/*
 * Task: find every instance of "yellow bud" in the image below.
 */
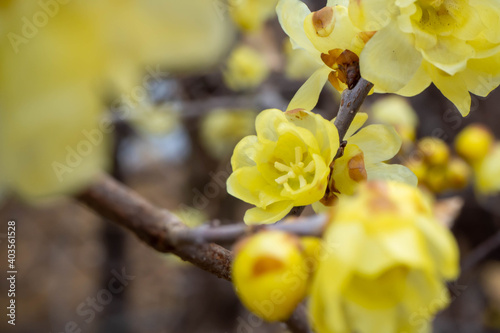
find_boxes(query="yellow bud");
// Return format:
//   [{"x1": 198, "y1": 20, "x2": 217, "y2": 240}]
[
  {"x1": 445, "y1": 158, "x2": 471, "y2": 190},
  {"x1": 405, "y1": 158, "x2": 427, "y2": 183},
  {"x1": 455, "y1": 124, "x2": 494, "y2": 162},
  {"x1": 417, "y1": 137, "x2": 450, "y2": 166},
  {"x1": 232, "y1": 231, "x2": 309, "y2": 321},
  {"x1": 424, "y1": 166, "x2": 448, "y2": 193}
]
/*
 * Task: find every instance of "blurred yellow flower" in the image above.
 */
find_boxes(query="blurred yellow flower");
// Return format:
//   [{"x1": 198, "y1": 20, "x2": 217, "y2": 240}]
[
  {"x1": 0, "y1": 0, "x2": 233, "y2": 201},
  {"x1": 223, "y1": 45, "x2": 270, "y2": 91},
  {"x1": 455, "y1": 124, "x2": 495, "y2": 163},
  {"x1": 318, "y1": 113, "x2": 417, "y2": 208},
  {"x1": 200, "y1": 108, "x2": 257, "y2": 160},
  {"x1": 232, "y1": 231, "x2": 309, "y2": 321},
  {"x1": 474, "y1": 144, "x2": 500, "y2": 195},
  {"x1": 310, "y1": 181, "x2": 459, "y2": 333},
  {"x1": 277, "y1": 0, "x2": 374, "y2": 110},
  {"x1": 229, "y1": 0, "x2": 279, "y2": 32},
  {"x1": 349, "y1": 0, "x2": 500, "y2": 116},
  {"x1": 284, "y1": 40, "x2": 322, "y2": 81},
  {"x1": 371, "y1": 96, "x2": 419, "y2": 144},
  {"x1": 227, "y1": 108, "x2": 339, "y2": 224}
]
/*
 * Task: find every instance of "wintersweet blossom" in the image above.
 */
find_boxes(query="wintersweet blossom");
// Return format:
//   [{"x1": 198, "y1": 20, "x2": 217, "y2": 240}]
[
  {"x1": 223, "y1": 45, "x2": 270, "y2": 91},
  {"x1": 310, "y1": 181, "x2": 459, "y2": 333},
  {"x1": 227, "y1": 108, "x2": 339, "y2": 224},
  {"x1": 0, "y1": 0, "x2": 232, "y2": 201},
  {"x1": 229, "y1": 0, "x2": 279, "y2": 32},
  {"x1": 277, "y1": 0, "x2": 374, "y2": 110},
  {"x1": 317, "y1": 113, "x2": 417, "y2": 208},
  {"x1": 349, "y1": 0, "x2": 500, "y2": 115}
]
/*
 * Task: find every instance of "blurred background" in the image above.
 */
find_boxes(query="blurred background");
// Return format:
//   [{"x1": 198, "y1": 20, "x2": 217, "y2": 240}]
[{"x1": 1, "y1": 0, "x2": 500, "y2": 332}]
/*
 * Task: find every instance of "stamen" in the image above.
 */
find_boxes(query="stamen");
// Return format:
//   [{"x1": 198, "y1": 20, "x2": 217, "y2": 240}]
[
  {"x1": 274, "y1": 161, "x2": 292, "y2": 173},
  {"x1": 299, "y1": 175, "x2": 307, "y2": 188},
  {"x1": 275, "y1": 175, "x2": 289, "y2": 184},
  {"x1": 295, "y1": 146, "x2": 302, "y2": 165}
]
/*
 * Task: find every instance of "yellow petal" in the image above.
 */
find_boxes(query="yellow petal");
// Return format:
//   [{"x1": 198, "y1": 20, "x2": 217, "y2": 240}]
[
  {"x1": 360, "y1": 23, "x2": 423, "y2": 92},
  {"x1": 463, "y1": 54, "x2": 500, "y2": 97},
  {"x1": 277, "y1": 0, "x2": 319, "y2": 55},
  {"x1": 244, "y1": 200, "x2": 295, "y2": 224},
  {"x1": 341, "y1": 112, "x2": 369, "y2": 139},
  {"x1": 287, "y1": 66, "x2": 331, "y2": 111},
  {"x1": 428, "y1": 67, "x2": 471, "y2": 116},
  {"x1": 420, "y1": 36, "x2": 474, "y2": 76},
  {"x1": 366, "y1": 163, "x2": 418, "y2": 187},
  {"x1": 395, "y1": 62, "x2": 432, "y2": 97},
  {"x1": 231, "y1": 135, "x2": 259, "y2": 170},
  {"x1": 255, "y1": 108, "x2": 288, "y2": 141},
  {"x1": 226, "y1": 166, "x2": 282, "y2": 208},
  {"x1": 416, "y1": 217, "x2": 460, "y2": 280},
  {"x1": 348, "y1": 124, "x2": 402, "y2": 163},
  {"x1": 286, "y1": 109, "x2": 340, "y2": 163}
]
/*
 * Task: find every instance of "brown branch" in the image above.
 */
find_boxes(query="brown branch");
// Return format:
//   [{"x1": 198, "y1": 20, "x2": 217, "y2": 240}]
[
  {"x1": 461, "y1": 229, "x2": 500, "y2": 272},
  {"x1": 77, "y1": 174, "x2": 313, "y2": 333},
  {"x1": 77, "y1": 174, "x2": 233, "y2": 280},
  {"x1": 334, "y1": 78, "x2": 374, "y2": 142},
  {"x1": 171, "y1": 214, "x2": 327, "y2": 246}
]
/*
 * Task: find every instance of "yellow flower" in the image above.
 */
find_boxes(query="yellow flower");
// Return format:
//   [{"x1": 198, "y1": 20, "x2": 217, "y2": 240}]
[
  {"x1": 318, "y1": 113, "x2": 417, "y2": 208},
  {"x1": 455, "y1": 124, "x2": 495, "y2": 163},
  {"x1": 232, "y1": 231, "x2": 309, "y2": 321},
  {"x1": 348, "y1": 0, "x2": 500, "y2": 115},
  {"x1": 0, "y1": 0, "x2": 233, "y2": 201},
  {"x1": 227, "y1": 108, "x2": 339, "y2": 224},
  {"x1": 223, "y1": 45, "x2": 270, "y2": 91},
  {"x1": 277, "y1": 0, "x2": 374, "y2": 110},
  {"x1": 200, "y1": 108, "x2": 257, "y2": 159},
  {"x1": 310, "y1": 181, "x2": 459, "y2": 333},
  {"x1": 284, "y1": 40, "x2": 323, "y2": 81},
  {"x1": 229, "y1": 0, "x2": 279, "y2": 32},
  {"x1": 474, "y1": 144, "x2": 500, "y2": 195},
  {"x1": 371, "y1": 96, "x2": 419, "y2": 144}
]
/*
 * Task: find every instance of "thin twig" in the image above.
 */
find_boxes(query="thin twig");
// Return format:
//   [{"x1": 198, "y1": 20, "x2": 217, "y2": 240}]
[
  {"x1": 171, "y1": 214, "x2": 327, "y2": 246},
  {"x1": 334, "y1": 78, "x2": 374, "y2": 141},
  {"x1": 461, "y1": 229, "x2": 500, "y2": 272}
]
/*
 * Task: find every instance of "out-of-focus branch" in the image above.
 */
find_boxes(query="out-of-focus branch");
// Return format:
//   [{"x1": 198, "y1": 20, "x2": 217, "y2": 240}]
[
  {"x1": 77, "y1": 174, "x2": 314, "y2": 333},
  {"x1": 334, "y1": 78, "x2": 374, "y2": 141},
  {"x1": 171, "y1": 214, "x2": 327, "y2": 246},
  {"x1": 77, "y1": 174, "x2": 233, "y2": 280}
]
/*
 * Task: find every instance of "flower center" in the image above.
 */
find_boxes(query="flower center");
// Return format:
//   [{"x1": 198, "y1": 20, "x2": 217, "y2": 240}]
[
  {"x1": 274, "y1": 146, "x2": 315, "y2": 190},
  {"x1": 414, "y1": 0, "x2": 464, "y2": 34}
]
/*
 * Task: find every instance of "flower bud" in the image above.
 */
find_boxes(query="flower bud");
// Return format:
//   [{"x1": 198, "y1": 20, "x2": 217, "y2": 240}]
[
  {"x1": 446, "y1": 158, "x2": 471, "y2": 190},
  {"x1": 417, "y1": 137, "x2": 450, "y2": 166},
  {"x1": 455, "y1": 124, "x2": 494, "y2": 162},
  {"x1": 232, "y1": 231, "x2": 309, "y2": 321}
]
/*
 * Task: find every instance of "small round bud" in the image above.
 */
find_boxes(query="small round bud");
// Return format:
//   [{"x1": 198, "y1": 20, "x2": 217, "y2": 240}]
[
  {"x1": 445, "y1": 158, "x2": 471, "y2": 190},
  {"x1": 424, "y1": 166, "x2": 448, "y2": 193},
  {"x1": 232, "y1": 231, "x2": 309, "y2": 321},
  {"x1": 405, "y1": 158, "x2": 427, "y2": 183},
  {"x1": 455, "y1": 124, "x2": 494, "y2": 162},
  {"x1": 417, "y1": 137, "x2": 450, "y2": 166}
]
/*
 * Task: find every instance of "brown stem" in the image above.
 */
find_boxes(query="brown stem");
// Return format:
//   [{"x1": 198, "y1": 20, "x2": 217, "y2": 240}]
[
  {"x1": 334, "y1": 78, "x2": 374, "y2": 142},
  {"x1": 77, "y1": 174, "x2": 313, "y2": 333}
]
